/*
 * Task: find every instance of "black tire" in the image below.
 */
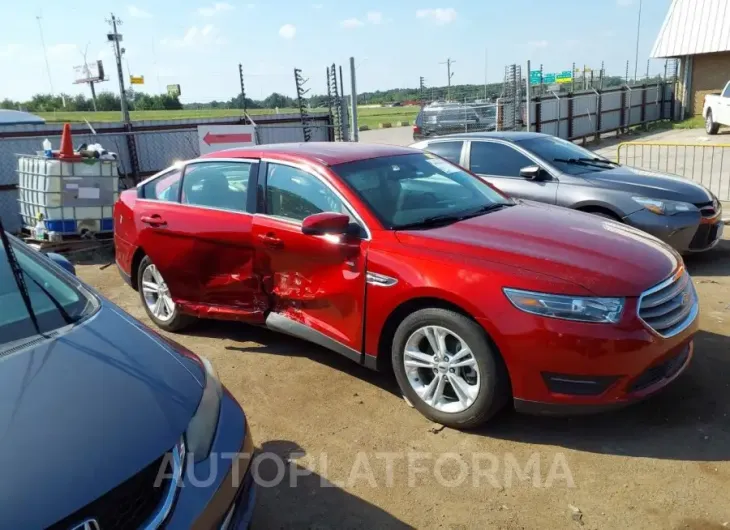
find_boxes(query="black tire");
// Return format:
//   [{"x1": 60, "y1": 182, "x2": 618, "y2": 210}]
[
  {"x1": 391, "y1": 308, "x2": 509, "y2": 429},
  {"x1": 137, "y1": 255, "x2": 195, "y2": 332},
  {"x1": 706, "y1": 110, "x2": 720, "y2": 135}
]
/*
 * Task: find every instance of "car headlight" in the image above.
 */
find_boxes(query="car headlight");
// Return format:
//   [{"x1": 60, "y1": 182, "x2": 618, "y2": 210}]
[
  {"x1": 632, "y1": 196, "x2": 696, "y2": 215},
  {"x1": 503, "y1": 288, "x2": 624, "y2": 323},
  {"x1": 186, "y1": 355, "x2": 222, "y2": 462}
]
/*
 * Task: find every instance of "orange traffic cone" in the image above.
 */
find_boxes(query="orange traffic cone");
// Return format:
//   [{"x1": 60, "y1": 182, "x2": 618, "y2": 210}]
[{"x1": 58, "y1": 123, "x2": 81, "y2": 160}]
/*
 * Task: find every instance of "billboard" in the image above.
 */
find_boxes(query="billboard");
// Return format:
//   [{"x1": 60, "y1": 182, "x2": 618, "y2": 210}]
[
  {"x1": 130, "y1": 75, "x2": 144, "y2": 85},
  {"x1": 167, "y1": 84, "x2": 181, "y2": 96},
  {"x1": 73, "y1": 60, "x2": 105, "y2": 84}
]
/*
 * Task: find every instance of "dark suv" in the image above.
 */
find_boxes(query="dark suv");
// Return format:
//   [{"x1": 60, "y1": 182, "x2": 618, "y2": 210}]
[{"x1": 413, "y1": 104, "x2": 486, "y2": 140}]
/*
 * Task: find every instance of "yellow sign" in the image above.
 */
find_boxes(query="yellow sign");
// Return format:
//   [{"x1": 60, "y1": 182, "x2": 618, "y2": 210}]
[{"x1": 130, "y1": 75, "x2": 144, "y2": 85}]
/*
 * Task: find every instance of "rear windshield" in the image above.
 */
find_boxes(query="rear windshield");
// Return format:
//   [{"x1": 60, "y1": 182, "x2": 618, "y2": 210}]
[
  {"x1": 424, "y1": 108, "x2": 477, "y2": 122},
  {"x1": 0, "y1": 238, "x2": 95, "y2": 346}
]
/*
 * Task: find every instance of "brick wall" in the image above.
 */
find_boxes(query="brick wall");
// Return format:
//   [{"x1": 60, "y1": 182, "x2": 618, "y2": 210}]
[{"x1": 691, "y1": 51, "x2": 730, "y2": 115}]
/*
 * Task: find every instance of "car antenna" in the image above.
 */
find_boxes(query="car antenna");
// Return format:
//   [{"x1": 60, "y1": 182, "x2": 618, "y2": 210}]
[{"x1": 0, "y1": 218, "x2": 42, "y2": 335}]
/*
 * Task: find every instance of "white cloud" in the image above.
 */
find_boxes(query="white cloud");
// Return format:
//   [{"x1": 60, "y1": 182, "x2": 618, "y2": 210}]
[
  {"x1": 617, "y1": 0, "x2": 633, "y2": 5},
  {"x1": 367, "y1": 11, "x2": 383, "y2": 24},
  {"x1": 528, "y1": 40, "x2": 549, "y2": 48},
  {"x1": 279, "y1": 24, "x2": 296, "y2": 39},
  {"x1": 416, "y1": 8, "x2": 457, "y2": 25},
  {"x1": 341, "y1": 18, "x2": 364, "y2": 28},
  {"x1": 198, "y1": 2, "x2": 234, "y2": 16},
  {"x1": 161, "y1": 25, "x2": 223, "y2": 48},
  {"x1": 127, "y1": 5, "x2": 152, "y2": 18}
]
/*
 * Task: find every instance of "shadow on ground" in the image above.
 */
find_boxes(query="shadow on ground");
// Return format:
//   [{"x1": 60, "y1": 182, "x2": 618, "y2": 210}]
[
  {"x1": 252, "y1": 440, "x2": 412, "y2": 530},
  {"x1": 185, "y1": 320, "x2": 402, "y2": 399},
  {"x1": 684, "y1": 238, "x2": 730, "y2": 276},
  {"x1": 479, "y1": 328, "x2": 730, "y2": 461}
]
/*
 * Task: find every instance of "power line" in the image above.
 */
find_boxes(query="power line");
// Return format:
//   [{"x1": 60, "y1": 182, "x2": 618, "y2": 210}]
[{"x1": 35, "y1": 14, "x2": 54, "y2": 95}]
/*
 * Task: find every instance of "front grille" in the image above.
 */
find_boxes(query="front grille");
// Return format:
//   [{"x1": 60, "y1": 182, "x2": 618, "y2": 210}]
[
  {"x1": 49, "y1": 453, "x2": 172, "y2": 530},
  {"x1": 628, "y1": 345, "x2": 691, "y2": 392},
  {"x1": 638, "y1": 271, "x2": 697, "y2": 337}
]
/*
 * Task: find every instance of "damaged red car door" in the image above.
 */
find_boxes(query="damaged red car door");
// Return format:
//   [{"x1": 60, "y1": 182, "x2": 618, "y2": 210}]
[
  {"x1": 253, "y1": 161, "x2": 368, "y2": 360},
  {"x1": 171, "y1": 159, "x2": 267, "y2": 321}
]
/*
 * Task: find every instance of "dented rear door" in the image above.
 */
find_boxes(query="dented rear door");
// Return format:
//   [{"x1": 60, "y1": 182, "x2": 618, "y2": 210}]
[{"x1": 175, "y1": 159, "x2": 267, "y2": 322}]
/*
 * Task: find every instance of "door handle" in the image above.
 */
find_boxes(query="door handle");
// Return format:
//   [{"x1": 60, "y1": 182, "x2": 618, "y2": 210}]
[
  {"x1": 140, "y1": 215, "x2": 167, "y2": 227},
  {"x1": 258, "y1": 233, "x2": 284, "y2": 248}
]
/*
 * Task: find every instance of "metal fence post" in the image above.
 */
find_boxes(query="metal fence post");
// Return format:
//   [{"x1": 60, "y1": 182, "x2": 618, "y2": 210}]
[
  {"x1": 525, "y1": 60, "x2": 532, "y2": 132},
  {"x1": 349, "y1": 57, "x2": 358, "y2": 141},
  {"x1": 641, "y1": 83, "x2": 647, "y2": 127},
  {"x1": 567, "y1": 92, "x2": 574, "y2": 139}
]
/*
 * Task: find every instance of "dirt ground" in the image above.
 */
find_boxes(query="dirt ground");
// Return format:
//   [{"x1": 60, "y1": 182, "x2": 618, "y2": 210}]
[{"x1": 77, "y1": 237, "x2": 730, "y2": 530}]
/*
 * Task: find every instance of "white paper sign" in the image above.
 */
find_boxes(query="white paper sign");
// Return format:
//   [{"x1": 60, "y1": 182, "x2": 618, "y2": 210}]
[{"x1": 78, "y1": 187, "x2": 100, "y2": 199}]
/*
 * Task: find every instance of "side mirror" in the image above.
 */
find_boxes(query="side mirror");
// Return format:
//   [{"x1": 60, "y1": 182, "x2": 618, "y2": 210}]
[
  {"x1": 519, "y1": 165, "x2": 544, "y2": 180},
  {"x1": 302, "y1": 212, "x2": 354, "y2": 236},
  {"x1": 46, "y1": 252, "x2": 76, "y2": 275}
]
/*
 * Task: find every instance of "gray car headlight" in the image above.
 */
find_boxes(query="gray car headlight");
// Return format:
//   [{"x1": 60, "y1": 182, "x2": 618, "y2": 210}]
[
  {"x1": 504, "y1": 288, "x2": 624, "y2": 323},
  {"x1": 632, "y1": 196, "x2": 696, "y2": 216},
  {"x1": 186, "y1": 355, "x2": 222, "y2": 463}
]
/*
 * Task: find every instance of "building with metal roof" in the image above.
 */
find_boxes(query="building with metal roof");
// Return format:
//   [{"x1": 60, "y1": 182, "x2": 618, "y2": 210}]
[
  {"x1": 0, "y1": 110, "x2": 45, "y2": 125},
  {"x1": 652, "y1": 0, "x2": 730, "y2": 116}
]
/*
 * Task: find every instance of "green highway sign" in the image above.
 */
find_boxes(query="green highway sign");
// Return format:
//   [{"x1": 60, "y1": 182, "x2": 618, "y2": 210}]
[{"x1": 530, "y1": 70, "x2": 566, "y2": 86}]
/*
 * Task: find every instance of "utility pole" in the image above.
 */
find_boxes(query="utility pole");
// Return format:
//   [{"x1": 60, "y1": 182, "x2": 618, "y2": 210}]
[
  {"x1": 349, "y1": 57, "x2": 358, "y2": 142},
  {"x1": 634, "y1": 0, "x2": 643, "y2": 83},
  {"x1": 439, "y1": 58, "x2": 455, "y2": 100},
  {"x1": 484, "y1": 49, "x2": 488, "y2": 100},
  {"x1": 238, "y1": 63, "x2": 247, "y2": 113},
  {"x1": 36, "y1": 15, "x2": 54, "y2": 95},
  {"x1": 106, "y1": 13, "x2": 130, "y2": 124}
]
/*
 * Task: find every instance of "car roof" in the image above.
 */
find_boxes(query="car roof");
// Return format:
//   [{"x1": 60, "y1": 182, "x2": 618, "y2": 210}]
[
  {"x1": 439, "y1": 131, "x2": 550, "y2": 141},
  {"x1": 204, "y1": 142, "x2": 419, "y2": 166}
]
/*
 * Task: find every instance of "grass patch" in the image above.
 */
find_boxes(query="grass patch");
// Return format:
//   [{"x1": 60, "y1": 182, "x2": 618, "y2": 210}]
[
  {"x1": 671, "y1": 115, "x2": 704, "y2": 129},
  {"x1": 36, "y1": 106, "x2": 420, "y2": 127}
]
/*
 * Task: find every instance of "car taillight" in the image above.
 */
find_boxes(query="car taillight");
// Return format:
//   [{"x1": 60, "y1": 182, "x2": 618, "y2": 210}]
[{"x1": 413, "y1": 124, "x2": 421, "y2": 134}]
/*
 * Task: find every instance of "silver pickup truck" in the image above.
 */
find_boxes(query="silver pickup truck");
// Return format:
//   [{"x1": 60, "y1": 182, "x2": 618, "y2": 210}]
[{"x1": 703, "y1": 80, "x2": 730, "y2": 135}]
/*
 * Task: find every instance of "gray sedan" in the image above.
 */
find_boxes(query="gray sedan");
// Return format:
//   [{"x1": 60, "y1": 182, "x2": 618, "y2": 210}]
[{"x1": 411, "y1": 132, "x2": 723, "y2": 253}]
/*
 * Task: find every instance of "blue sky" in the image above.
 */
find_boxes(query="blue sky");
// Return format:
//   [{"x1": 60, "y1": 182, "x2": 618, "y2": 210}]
[{"x1": 0, "y1": 0, "x2": 671, "y2": 103}]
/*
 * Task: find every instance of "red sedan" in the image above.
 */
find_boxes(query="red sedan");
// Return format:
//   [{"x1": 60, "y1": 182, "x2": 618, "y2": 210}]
[{"x1": 114, "y1": 143, "x2": 698, "y2": 428}]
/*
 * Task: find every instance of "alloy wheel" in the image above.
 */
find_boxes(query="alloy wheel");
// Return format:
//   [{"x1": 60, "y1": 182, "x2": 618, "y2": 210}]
[
  {"x1": 403, "y1": 325, "x2": 481, "y2": 413},
  {"x1": 141, "y1": 264, "x2": 176, "y2": 322}
]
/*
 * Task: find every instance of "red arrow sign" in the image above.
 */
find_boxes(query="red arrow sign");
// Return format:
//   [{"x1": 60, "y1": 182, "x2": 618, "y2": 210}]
[{"x1": 203, "y1": 132, "x2": 253, "y2": 145}]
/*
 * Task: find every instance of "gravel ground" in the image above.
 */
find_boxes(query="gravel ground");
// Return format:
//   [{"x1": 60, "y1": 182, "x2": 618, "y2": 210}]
[{"x1": 77, "y1": 237, "x2": 730, "y2": 530}]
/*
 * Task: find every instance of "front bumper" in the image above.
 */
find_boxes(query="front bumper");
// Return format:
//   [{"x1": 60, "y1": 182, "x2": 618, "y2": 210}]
[
  {"x1": 479, "y1": 294, "x2": 699, "y2": 413},
  {"x1": 165, "y1": 389, "x2": 256, "y2": 530},
  {"x1": 624, "y1": 208, "x2": 723, "y2": 253}
]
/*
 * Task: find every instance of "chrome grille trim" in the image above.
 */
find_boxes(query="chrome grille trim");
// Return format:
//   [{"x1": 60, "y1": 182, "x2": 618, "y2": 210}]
[{"x1": 638, "y1": 269, "x2": 698, "y2": 338}]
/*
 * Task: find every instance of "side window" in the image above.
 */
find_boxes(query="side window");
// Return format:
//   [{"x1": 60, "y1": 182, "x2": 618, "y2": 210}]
[
  {"x1": 469, "y1": 142, "x2": 533, "y2": 177},
  {"x1": 266, "y1": 163, "x2": 350, "y2": 222},
  {"x1": 141, "y1": 169, "x2": 182, "y2": 201},
  {"x1": 425, "y1": 141, "x2": 463, "y2": 164},
  {"x1": 181, "y1": 162, "x2": 252, "y2": 212},
  {"x1": 723, "y1": 83, "x2": 730, "y2": 98}
]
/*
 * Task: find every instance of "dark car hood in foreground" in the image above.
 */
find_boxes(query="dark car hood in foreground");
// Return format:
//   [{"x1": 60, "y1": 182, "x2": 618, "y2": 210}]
[
  {"x1": 396, "y1": 200, "x2": 680, "y2": 296},
  {"x1": 585, "y1": 166, "x2": 714, "y2": 203},
  {"x1": 0, "y1": 302, "x2": 203, "y2": 530}
]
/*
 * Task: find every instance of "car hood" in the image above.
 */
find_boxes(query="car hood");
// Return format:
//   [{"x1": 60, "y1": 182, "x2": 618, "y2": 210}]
[
  {"x1": 0, "y1": 302, "x2": 204, "y2": 530},
  {"x1": 585, "y1": 166, "x2": 714, "y2": 204},
  {"x1": 395, "y1": 201, "x2": 680, "y2": 296}
]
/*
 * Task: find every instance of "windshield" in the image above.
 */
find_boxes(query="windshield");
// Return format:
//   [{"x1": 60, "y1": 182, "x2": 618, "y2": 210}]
[
  {"x1": 333, "y1": 153, "x2": 511, "y2": 229},
  {"x1": 0, "y1": 237, "x2": 94, "y2": 346},
  {"x1": 516, "y1": 136, "x2": 614, "y2": 174}
]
